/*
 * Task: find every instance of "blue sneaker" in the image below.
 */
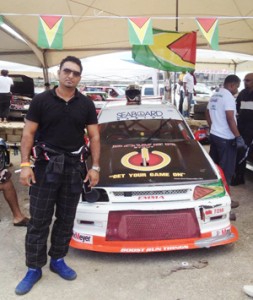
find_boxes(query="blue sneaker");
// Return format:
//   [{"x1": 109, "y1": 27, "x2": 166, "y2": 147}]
[
  {"x1": 50, "y1": 258, "x2": 77, "y2": 280},
  {"x1": 15, "y1": 268, "x2": 42, "y2": 295}
]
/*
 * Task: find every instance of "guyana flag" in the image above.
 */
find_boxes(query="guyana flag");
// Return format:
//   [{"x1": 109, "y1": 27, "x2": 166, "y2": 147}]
[
  {"x1": 128, "y1": 18, "x2": 153, "y2": 45},
  {"x1": 132, "y1": 29, "x2": 196, "y2": 72},
  {"x1": 37, "y1": 16, "x2": 63, "y2": 49},
  {"x1": 196, "y1": 18, "x2": 219, "y2": 50}
]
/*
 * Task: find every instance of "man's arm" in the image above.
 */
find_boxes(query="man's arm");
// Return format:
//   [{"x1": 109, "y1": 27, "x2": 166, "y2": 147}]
[
  {"x1": 20, "y1": 120, "x2": 38, "y2": 186},
  {"x1": 205, "y1": 109, "x2": 212, "y2": 128},
  {"x1": 183, "y1": 82, "x2": 188, "y2": 96},
  {"x1": 87, "y1": 124, "x2": 100, "y2": 167},
  {"x1": 226, "y1": 111, "x2": 240, "y2": 137},
  {"x1": 235, "y1": 92, "x2": 241, "y2": 113},
  {"x1": 86, "y1": 124, "x2": 100, "y2": 187}
]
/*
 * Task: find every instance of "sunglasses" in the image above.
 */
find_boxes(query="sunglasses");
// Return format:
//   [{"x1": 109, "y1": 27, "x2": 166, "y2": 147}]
[
  {"x1": 62, "y1": 68, "x2": 81, "y2": 77},
  {"x1": 244, "y1": 79, "x2": 253, "y2": 82}
]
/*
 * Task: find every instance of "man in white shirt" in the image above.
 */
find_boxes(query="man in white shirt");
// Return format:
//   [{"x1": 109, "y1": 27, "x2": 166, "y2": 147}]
[
  {"x1": 0, "y1": 69, "x2": 13, "y2": 123},
  {"x1": 183, "y1": 70, "x2": 195, "y2": 117},
  {"x1": 206, "y1": 75, "x2": 246, "y2": 195}
]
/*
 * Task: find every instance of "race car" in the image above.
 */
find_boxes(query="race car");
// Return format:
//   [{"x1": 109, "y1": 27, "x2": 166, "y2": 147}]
[{"x1": 70, "y1": 96, "x2": 238, "y2": 253}]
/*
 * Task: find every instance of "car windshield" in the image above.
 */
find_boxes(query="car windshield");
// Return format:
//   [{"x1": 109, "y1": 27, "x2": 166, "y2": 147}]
[{"x1": 100, "y1": 119, "x2": 192, "y2": 143}]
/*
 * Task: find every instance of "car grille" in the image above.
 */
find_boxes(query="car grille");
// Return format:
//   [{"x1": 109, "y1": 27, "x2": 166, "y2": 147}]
[
  {"x1": 113, "y1": 189, "x2": 189, "y2": 197},
  {"x1": 106, "y1": 209, "x2": 200, "y2": 241}
]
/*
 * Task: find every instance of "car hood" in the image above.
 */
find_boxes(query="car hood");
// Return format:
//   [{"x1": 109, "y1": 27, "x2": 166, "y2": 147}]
[
  {"x1": 90, "y1": 140, "x2": 217, "y2": 187},
  {"x1": 9, "y1": 74, "x2": 34, "y2": 98}
]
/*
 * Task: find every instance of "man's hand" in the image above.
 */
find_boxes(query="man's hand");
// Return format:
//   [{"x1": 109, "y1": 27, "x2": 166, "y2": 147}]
[
  {"x1": 84, "y1": 169, "x2": 99, "y2": 188},
  {"x1": 236, "y1": 136, "x2": 247, "y2": 149},
  {"x1": 19, "y1": 167, "x2": 36, "y2": 186}
]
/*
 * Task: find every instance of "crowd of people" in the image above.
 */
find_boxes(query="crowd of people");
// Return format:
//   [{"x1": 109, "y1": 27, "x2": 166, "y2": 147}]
[{"x1": 1, "y1": 61, "x2": 253, "y2": 297}]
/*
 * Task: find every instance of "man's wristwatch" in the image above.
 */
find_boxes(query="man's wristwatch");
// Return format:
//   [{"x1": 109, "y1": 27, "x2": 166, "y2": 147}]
[{"x1": 92, "y1": 165, "x2": 101, "y2": 173}]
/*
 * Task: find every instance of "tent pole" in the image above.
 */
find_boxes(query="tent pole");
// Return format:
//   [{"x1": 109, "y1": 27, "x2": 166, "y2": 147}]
[
  {"x1": 42, "y1": 51, "x2": 49, "y2": 84},
  {"x1": 172, "y1": 0, "x2": 179, "y2": 106},
  {"x1": 232, "y1": 60, "x2": 237, "y2": 74},
  {"x1": 175, "y1": 0, "x2": 179, "y2": 31}
]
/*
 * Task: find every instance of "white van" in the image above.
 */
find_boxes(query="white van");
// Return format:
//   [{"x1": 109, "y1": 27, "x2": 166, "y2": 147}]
[{"x1": 141, "y1": 84, "x2": 164, "y2": 97}]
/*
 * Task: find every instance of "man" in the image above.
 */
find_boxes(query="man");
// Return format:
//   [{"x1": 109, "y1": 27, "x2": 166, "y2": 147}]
[
  {"x1": 0, "y1": 174, "x2": 29, "y2": 226},
  {"x1": 15, "y1": 56, "x2": 100, "y2": 295},
  {"x1": 206, "y1": 75, "x2": 246, "y2": 208},
  {"x1": 231, "y1": 73, "x2": 253, "y2": 186},
  {"x1": 177, "y1": 72, "x2": 185, "y2": 114},
  {"x1": 0, "y1": 69, "x2": 13, "y2": 123},
  {"x1": 183, "y1": 70, "x2": 195, "y2": 117}
]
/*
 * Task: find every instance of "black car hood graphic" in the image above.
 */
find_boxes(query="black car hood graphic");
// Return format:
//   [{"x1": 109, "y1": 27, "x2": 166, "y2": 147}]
[{"x1": 89, "y1": 140, "x2": 217, "y2": 187}]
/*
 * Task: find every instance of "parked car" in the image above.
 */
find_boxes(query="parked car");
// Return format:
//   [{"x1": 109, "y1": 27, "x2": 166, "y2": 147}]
[
  {"x1": 82, "y1": 91, "x2": 107, "y2": 114},
  {"x1": 9, "y1": 74, "x2": 34, "y2": 120},
  {"x1": 83, "y1": 85, "x2": 126, "y2": 100},
  {"x1": 192, "y1": 83, "x2": 212, "y2": 120},
  {"x1": 70, "y1": 98, "x2": 238, "y2": 253}
]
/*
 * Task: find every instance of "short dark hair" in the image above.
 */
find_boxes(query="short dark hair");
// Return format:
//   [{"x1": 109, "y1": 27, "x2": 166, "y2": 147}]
[
  {"x1": 1, "y1": 69, "x2": 9, "y2": 76},
  {"x1": 59, "y1": 56, "x2": 83, "y2": 74},
  {"x1": 224, "y1": 74, "x2": 240, "y2": 85}
]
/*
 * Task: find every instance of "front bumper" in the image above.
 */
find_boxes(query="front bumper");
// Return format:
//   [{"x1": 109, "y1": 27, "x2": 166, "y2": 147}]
[{"x1": 70, "y1": 225, "x2": 238, "y2": 253}]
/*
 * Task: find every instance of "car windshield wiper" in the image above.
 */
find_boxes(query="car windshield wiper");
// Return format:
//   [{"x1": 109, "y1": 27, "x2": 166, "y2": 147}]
[{"x1": 144, "y1": 119, "x2": 171, "y2": 144}]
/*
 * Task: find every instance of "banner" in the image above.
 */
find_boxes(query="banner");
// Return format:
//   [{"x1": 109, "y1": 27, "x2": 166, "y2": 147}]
[
  {"x1": 37, "y1": 16, "x2": 63, "y2": 49},
  {"x1": 128, "y1": 18, "x2": 153, "y2": 45},
  {"x1": 132, "y1": 29, "x2": 196, "y2": 71},
  {"x1": 196, "y1": 18, "x2": 219, "y2": 50}
]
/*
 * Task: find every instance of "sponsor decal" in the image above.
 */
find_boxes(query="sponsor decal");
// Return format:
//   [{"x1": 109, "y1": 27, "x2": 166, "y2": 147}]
[
  {"x1": 121, "y1": 148, "x2": 171, "y2": 171},
  {"x1": 138, "y1": 195, "x2": 165, "y2": 200},
  {"x1": 204, "y1": 207, "x2": 225, "y2": 216},
  {"x1": 211, "y1": 226, "x2": 231, "y2": 237},
  {"x1": 109, "y1": 172, "x2": 185, "y2": 179},
  {"x1": 72, "y1": 231, "x2": 93, "y2": 244},
  {"x1": 112, "y1": 143, "x2": 175, "y2": 149},
  {"x1": 116, "y1": 110, "x2": 164, "y2": 120},
  {"x1": 120, "y1": 245, "x2": 189, "y2": 253}
]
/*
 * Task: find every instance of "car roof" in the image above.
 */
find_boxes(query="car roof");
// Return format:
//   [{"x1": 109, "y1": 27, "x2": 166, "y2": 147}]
[{"x1": 98, "y1": 99, "x2": 183, "y2": 123}]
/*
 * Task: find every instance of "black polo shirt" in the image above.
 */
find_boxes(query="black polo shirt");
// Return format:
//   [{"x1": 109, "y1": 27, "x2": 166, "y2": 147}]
[{"x1": 26, "y1": 87, "x2": 97, "y2": 152}]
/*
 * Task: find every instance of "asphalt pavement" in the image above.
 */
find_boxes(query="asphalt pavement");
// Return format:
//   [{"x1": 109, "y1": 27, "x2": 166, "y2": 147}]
[{"x1": 1, "y1": 152, "x2": 253, "y2": 300}]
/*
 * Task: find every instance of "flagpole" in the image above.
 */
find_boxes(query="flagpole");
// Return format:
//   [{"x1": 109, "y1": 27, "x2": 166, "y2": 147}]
[
  {"x1": 175, "y1": 0, "x2": 179, "y2": 31},
  {"x1": 172, "y1": 0, "x2": 179, "y2": 106}
]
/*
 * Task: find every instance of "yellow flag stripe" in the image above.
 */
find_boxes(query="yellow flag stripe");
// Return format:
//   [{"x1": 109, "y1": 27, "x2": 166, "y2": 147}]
[
  {"x1": 130, "y1": 19, "x2": 150, "y2": 44},
  {"x1": 199, "y1": 20, "x2": 218, "y2": 44},
  {"x1": 149, "y1": 32, "x2": 194, "y2": 68},
  {"x1": 41, "y1": 18, "x2": 62, "y2": 47}
]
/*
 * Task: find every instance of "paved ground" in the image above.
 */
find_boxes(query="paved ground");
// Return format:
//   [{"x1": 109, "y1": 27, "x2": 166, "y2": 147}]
[{"x1": 1, "y1": 151, "x2": 253, "y2": 300}]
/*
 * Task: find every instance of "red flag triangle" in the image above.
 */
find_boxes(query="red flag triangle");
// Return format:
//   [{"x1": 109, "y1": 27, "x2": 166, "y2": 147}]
[
  {"x1": 41, "y1": 16, "x2": 62, "y2": 29},
  {"x1": 129, "y1": 18, "x2": 150, "y2": 29},
  {"x1": 196, "y1": 18, "x2": 217, "y2": 33},
  {"x1": 168, "y1": 32, "x2": 196, "y2": 64}
]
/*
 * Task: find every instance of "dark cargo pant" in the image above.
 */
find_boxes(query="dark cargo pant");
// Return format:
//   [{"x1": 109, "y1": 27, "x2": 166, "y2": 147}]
[
  {"x1": 25, "y1": 159, "x2": 83, "y2": 268},
  {"x1": 209, "y1": 133, "x2": 237, "y2": 185}
]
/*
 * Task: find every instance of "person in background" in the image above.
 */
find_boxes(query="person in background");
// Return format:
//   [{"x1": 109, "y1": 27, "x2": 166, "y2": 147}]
[
  {"x1": 231, "y1": 72, "x2": 253, "y2": 186},
  {"x1": 15, "y1": 56, "x2": 100, "y2": 295},
  {"x1": 177, "y1": 71, "x2": 185, "y2": 114},
  {"x1": 183, "y1": 70, "x2": 195, "y2": 118},
  {"x1": 0, "y1": 69, "x2": 13, "y2": 123},
  {"x1": 0, "y1": 171, "x2": 29, "y2": 226},
  {"x1": 205, "y1": 75, "x2": 246, "y2": 209},
  {"x1": 44, "y1": 82, "x2": 51, "y2": 91}
]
